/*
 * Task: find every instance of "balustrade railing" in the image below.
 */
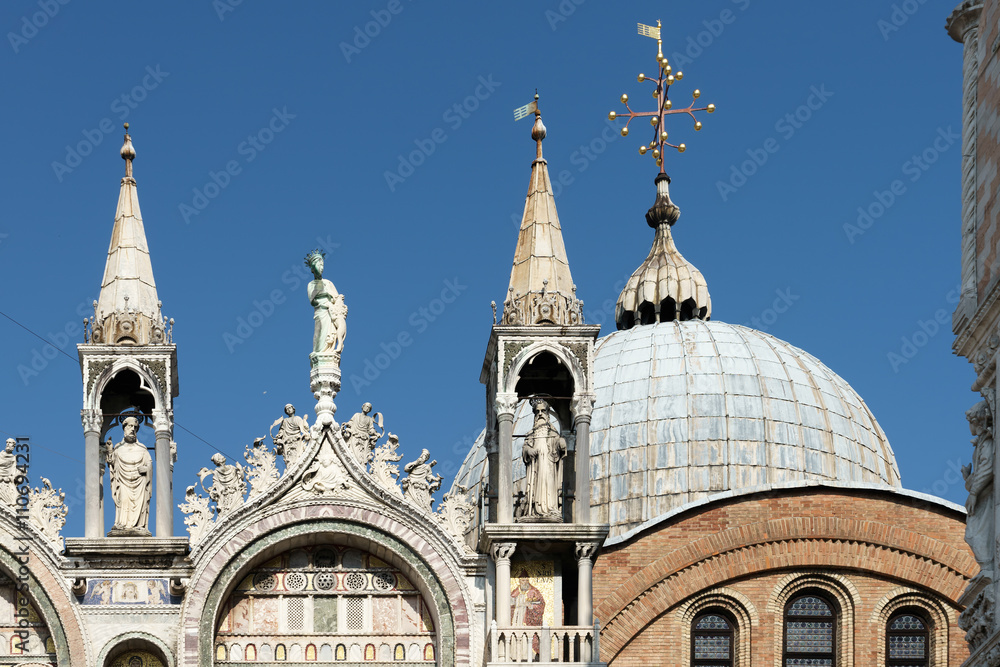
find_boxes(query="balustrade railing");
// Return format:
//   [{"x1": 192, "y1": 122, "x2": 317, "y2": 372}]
[{"x1": 488, "y1": 621, "x2": 601, "y2": 664}]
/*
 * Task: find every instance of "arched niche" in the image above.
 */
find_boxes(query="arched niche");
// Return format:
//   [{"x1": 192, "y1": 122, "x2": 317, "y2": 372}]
[
  {"x1": 195, "y1": 518, "x2": 458, "y2": 667},
  {"x1": 98, "y1": 632, "x2": 173, "y2": 667}
]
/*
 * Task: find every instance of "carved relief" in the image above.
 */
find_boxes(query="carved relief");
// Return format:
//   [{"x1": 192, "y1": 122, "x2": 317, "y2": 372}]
[
  {"x1": 301, "y1": 432, "x2": 351, "y2": 496},
  {"x1": 436, "y1": 485, "x2": 475, "y2": 540},
  {"x1": 86, "y1": 359, "x2": 114, "y2": 398},
  {"x1": 960, "y1": 586, "x2": 995, "y2": 652},
  {"x1": 178, "y1": 484, "x2": 215, "y2": 546},
  {"x1": 963, "y1": 399, "x2": 994, "y2": 576},
  {"x1": 27, "y1": 478, "x2": 67, "y2": 543},
  {"x1": 370, "y1": 433, "x2": 403, "y2": 498},
  {"x1": 244, "y1": 436, "x2": 279, "y2": 499},
  {"x1": 402, "y1": 450, "x2": 442, "y2": 512}
]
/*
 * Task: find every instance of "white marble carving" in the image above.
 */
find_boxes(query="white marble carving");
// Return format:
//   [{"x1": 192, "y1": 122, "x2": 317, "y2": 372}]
[
  {"x1": 178, "y1": 484, "x2": 215, "y2": 546},
  {"x1": 370, "y1": 433, "x2": 403, "y2": 498},
  {"x1": 244, "y1": 436, "x2": 279, "y2": 499},
  {"x1": 105, "y1": 416, "x2": 152, "y2": 536},
  {"x1": 402, "y1": 449, "x2": 441, "y2": 512},
  {"x1": 342, "y1": 403, "x2": 383, "y2": 464},
  {"x1": 199, "y1": 453, "x2": 246, "y2": 516},
  {"x1": 963, "y1": 399, "x2": 994, "y2": 577},
  {"x1": 27, "y1": 478, "x2": 66, "y2": 543},
  {"x1": 270, "y1": 404, "x2": 311, "y2": 467},
  {"x1": 961, "y1": 585, "x2": 995, "y2": 652},
  {"x1": 436, "y1": 484, "x2": 475, "y2": 540},
  {"x1": 302, "y1": 432, "x2": 350, "y2": 495},
  {"x1": 0, "y1": 439, "x2": 18, "y2": 506},
  {"x1": 306, "y1": 250, "x2": 347, "y2": 358},
  {"x1": 520, "y1": 398, "x2": 566, "y2": 522}
]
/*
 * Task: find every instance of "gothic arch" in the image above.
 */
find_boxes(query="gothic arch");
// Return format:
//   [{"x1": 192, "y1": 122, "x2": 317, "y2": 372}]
[
  {"x1": 181, "y1": 508, "x2": 470, "y2": 667},
  {"x1": 503, "y1": 341, "x2": 586, "y2": 396},
  {"x1": 86, "y1": 358, "x2": 165, "y2": 416},
  {"x1": 97, "y1": 631, "x2": 174, "y2": 667}
]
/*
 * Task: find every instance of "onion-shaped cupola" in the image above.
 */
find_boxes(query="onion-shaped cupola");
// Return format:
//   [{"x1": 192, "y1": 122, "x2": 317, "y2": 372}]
[{"x1": 615, "y1": 173, "x2": 711, "y2": 329}]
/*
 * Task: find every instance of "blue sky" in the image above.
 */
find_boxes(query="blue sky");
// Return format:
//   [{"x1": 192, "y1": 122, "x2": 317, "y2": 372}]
[{"x1": 0, "y1": 0, "x2": 975, "y2": 536}]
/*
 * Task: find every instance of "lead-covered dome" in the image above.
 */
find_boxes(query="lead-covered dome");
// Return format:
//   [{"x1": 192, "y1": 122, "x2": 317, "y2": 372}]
[{"x1": 454, "y1": 320, "x2": 900, "y2": 540}]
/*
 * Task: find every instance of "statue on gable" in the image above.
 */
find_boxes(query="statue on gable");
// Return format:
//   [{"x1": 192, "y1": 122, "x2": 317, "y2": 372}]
[
  {"x1": 306, "y1": 249, "x2": 347, "y2": 359},
  {"x1": 370, "y1": 432, "x2": 403, "y2": 497},
  {"x1": 0, "y1": 439, "x2": 19, "y2": 506},
  {"x1": 342, "y1": 403, "x2": 383, "y2": 464},
  {"x1": 963, "y1": 399, "x2": 995, "y2": 577},
  {"x1": 402, "y1": 449, "x2": 442, "y2": 511},
  {"x1": 270, "y1": 403, "x2": 311, "y2": 466},
  {"x1": 105, "y1": 416, "x2": 152, "y2": 536},
  {"x1": 199, "y1": 453, "x2": 246, "y2": 516},
  {"x1": 520, "y1": 398, "x2": 566, "y2": 522}
]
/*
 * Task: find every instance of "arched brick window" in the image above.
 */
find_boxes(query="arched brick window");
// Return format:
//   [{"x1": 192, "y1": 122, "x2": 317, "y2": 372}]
[
  {"x1": 886, "y1": 610, "x2": 929, "y2": 666},
  {"x1": 692, "y1": 610, "x2": 735, "y2": 666},
  {"x1": 783, "y1": 592, "x2": 837, "y2": 666}
]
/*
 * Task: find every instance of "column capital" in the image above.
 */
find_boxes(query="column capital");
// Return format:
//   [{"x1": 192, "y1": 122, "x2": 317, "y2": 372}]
[
  {"x1": 572, "y1": 393, "x2": 597, "y2": 422},
  {"x1": 152, "y1": 408, "x2": 173, "y2": 435},
  {"x1": 81, "y1": 409, "x2": 102, "y2": 434},
  {"x1": 495, "y1": 393, "x2": 519, "y2": 419},
  {"x1": 491, "y1": 541, "x2": 517, "y2": 563},
  {"x1": 947, "y1": 1, "x2": 982, "y2": 43},
  {"x1": 575, "y1": 541, "x2": 599, "y2": 561}
]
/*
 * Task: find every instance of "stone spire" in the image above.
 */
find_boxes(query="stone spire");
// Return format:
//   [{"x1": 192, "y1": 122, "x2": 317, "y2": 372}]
[
  {"x1": 501, "y1": 99, "x2": 583, "y2": 326},
  {"x1": 90, "y1": 123, "x2": 170, "y2": 346},
  {"x1": 615, "y1": 173, "x2": 711, "y2": 329}
]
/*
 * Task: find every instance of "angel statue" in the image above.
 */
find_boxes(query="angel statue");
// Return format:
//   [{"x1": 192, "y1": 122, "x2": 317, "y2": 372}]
[
  {"x1": 198, "y1": 453, "x2": 246, "y2": 516},
  {"x1": 306, "y1": 249, "x2": 347, "y2": 356}
]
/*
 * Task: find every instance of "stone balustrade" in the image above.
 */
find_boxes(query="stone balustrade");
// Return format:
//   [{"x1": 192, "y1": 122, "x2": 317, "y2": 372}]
[{"x1": 488, "y1": 621, "x2": 602, "y2": 665}]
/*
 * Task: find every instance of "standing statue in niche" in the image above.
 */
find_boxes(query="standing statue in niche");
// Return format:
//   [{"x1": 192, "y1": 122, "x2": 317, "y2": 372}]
[
  {"x1": 105, "y1": 416, "x2": 152, "y2": 536},
  {"x1": 342, "y1": 403, "x2": 383, "y2": 464},
  {"x1": 963, "y1": 399, "x2": 995, "y2": 576},
  {"x1": 199, "y1": 453, "x2": 246, "y2": 516},
  {"x1": 0, "y1": 439, "x2": 19, "y2": 506},
  {"x1": 306, "y1": 249, "x2": 347, "y2": 357},
  {"x1": 270, "y1": 404, "x2": 311, "y2": 466},
  {"x1": 402, "y1": 449, "x2": 442, "y2": 511},
  {"x1": 521, "y1": 398, "x2": 566, "y2": 522}
]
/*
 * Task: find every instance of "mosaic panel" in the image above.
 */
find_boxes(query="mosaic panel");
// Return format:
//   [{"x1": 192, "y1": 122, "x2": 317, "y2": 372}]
[
  {"x1": 81, "y1": 578, "x2": 178, "y2": 605},
  {"x1": 509, "y1": 560, "x2": 554, "y2": 627}
]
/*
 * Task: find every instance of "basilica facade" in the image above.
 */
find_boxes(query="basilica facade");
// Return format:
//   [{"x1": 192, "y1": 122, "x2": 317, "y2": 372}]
[{"x1": 0, "y1": 25, "x2": 983, "y2": 667}]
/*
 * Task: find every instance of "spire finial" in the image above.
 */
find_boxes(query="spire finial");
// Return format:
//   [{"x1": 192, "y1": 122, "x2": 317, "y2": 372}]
[
  {"x1": 120, "y1": 123, "x2": 136, "y2": 180},
  {"x1": 609, "y1": 20, "x2": 716, "y2": 175},
  {"x1": 514, "y1": 91, "x2": 546, "y2": 160}
]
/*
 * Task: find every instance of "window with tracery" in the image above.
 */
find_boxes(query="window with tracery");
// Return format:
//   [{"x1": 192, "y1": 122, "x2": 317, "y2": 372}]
[
  {"x1": 886, "y1": 610, "x2": 929, "y2": 667},
  {"x1": 783, "y1": 593, "x2": 836, "y2": 667},
  {"x1": 214, "y1": 545, "x2": 437, "y2": 665},
  {"x1": 0, "y1": 574, "x2": 56, "y2": 664},
  {"x1": 691, "y1": 611, "x2": 734, "y2": 667}
]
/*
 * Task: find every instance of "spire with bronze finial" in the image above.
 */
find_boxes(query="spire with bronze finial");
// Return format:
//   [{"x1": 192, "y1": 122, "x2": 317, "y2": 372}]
[
  {"x1": 610, "y1": 20, "x2": 716, "y2": 329},
  {"x1": 501, "y1": 93, "x2": 583, "y2": 326},
  {"x1": 89, "y1": 123, "x2": 171, "y2": 346}
]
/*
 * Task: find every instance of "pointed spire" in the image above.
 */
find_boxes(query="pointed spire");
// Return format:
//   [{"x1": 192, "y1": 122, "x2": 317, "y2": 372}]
[
  {"x1": 90, "y1": 124, "x2": 169, "y2": 345},
  {"x1": 501, "y1": 96, "x2": 583, "y2": 327},
  {"x1": 615, "y1": 174, "x2": 711, "y2": 329}
]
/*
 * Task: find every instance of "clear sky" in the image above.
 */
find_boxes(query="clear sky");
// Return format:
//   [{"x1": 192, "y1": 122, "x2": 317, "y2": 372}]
[{"x1": 0, "y1": 0, "x2": 975, "y2": 537}]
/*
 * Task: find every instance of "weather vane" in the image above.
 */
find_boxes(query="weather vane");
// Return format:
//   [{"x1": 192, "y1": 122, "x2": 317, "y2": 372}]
[
  {"x1": 513, "y1": 90, "x2": 546, "y2": 159},
  {"x1": 610, "y1": 20, "x2": 715, "y2": 173}
]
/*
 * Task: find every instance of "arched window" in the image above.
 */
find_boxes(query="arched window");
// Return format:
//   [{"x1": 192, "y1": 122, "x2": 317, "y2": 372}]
[
  {"x1": 887, "y1": 610, "x2": 929, "y2": 666},
  {"x1": 783, "y1": 593, "x2": 836, "y2": 666},
  {"x1": 691, "y1": 611, "x2": 734, "y2": 666}
]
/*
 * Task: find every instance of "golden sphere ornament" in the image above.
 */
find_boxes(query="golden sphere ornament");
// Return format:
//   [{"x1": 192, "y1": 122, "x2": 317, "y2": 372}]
[
  {"x1": 650, "y1": 116, "x2": 659, "y2": 126},
  {"x1": 652, "y1": 149, "x2": 660, "y2": 158},
  {"x1": 707, "y1": 104, "x2": 716, "y2": 113},
  {"x1": 693, "y1": 89, "x2": 701, "y2": 99},
  {"x1": 637, "y1": 73, "x2": 645, "y2": 82},
  {"x1": 694, "y1": 121, "x2": 702, "y2": 131},
  {"x1": 660, "y1": 131, "x2": 668, "y2": 141},
  {"x1": 620, "y1": 127, "x2": 628, "y2": 137},
  {"x1": 639, "y1": 146, "x2": 647, "y2": 155},
  {"x1": 620, "y1": 94, "x2": 629, "y2": 104},
  {"x1": 676, "y1": 71, "x2": 683, "y2": 80},
  {"x1": 608, "y1": 111, "x2": 616, "y2": 121},
  {"x1": 678, "y1": 143, "x2": 687, "y2": 153},
  {"x1": 665, "y1": 100, "x2": 672, "y2": 110}
]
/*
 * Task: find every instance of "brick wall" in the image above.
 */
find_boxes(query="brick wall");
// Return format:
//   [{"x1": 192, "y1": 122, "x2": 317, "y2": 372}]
[{"x1": 592, "y1": 487, "x2": 975, "y2": 666}]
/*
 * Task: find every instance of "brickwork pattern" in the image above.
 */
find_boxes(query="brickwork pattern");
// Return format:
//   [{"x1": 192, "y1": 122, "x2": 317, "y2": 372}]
[{"x1": 591, "y1": 489, "x2": 975, "y2": 666}]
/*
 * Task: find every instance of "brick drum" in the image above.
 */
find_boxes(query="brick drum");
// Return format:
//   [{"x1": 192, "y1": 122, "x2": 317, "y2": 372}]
[{"x1": 592, "y1": 486, "x2": 975, "y2": 666}]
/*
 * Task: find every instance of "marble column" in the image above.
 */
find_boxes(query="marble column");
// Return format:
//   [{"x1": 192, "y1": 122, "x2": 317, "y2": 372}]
[
  {"x1": 492, "y1": 542, "x2": 516, "y2": 627},
  {"x1": 573, "y1": 394, "x2": 595, "y2": 524},
  {"x1": 576, "y1": 542, "x2": 597, "y2": 627},
  {"x1": 153, "y1": 409, "x2": 173, "y2": 537},
  {"x1": 496, "y1": 393, "x2": 518, "y2": 524},
  {"x1": 82, "y1": 409, "x2": 102, "y2": 538}
]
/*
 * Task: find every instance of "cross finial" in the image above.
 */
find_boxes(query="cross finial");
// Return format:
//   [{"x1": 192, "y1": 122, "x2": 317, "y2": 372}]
[
  {"x1": 609, "y1": 20, "x2": 716, "y2": 174},
  {"x1": 120, "y1": 123, "x2": 136, "y2": 179}
]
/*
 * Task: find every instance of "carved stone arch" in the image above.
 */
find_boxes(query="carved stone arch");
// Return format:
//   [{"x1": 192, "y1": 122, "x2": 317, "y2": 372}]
[
  {"x1": 676, "y1": 587, "x2": 757, "y2": 667},
  {"x1": 97, "y1": 631, "x2": 174, "y2": 667},
  {"x1": 870, "y1": 587, "x2": 952, "y2": 666},
  {"x1": 503, "y1": 341, "x2": 586, "y2": 397},
  {"x1": 0, "y1": 543, "x2": 82, "y2": 666},
  {"x1": 181, "y1": 510, "x2": 471, "y2": 667},
  {"x1": 767, "y1": 572, "x2": 859, "y2": 667},
  {"x1": 87, "y1": 359, "x2": 164, "y2": 430}
]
